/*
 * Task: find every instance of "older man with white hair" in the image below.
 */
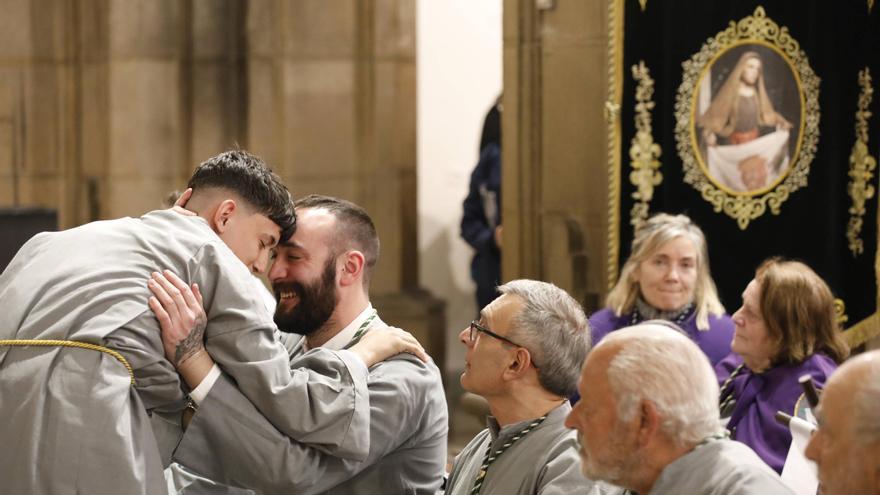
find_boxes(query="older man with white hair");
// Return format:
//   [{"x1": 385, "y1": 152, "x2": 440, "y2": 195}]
[
  {"x1": 445, "y1": 279, "x2": 599, "y2": 494},
  {"x1": 805, "y1": 349, "x2": 880, "y2": 495},
  {"x1": 565, "y1": 322, "x2": 792, "y2": 494}
]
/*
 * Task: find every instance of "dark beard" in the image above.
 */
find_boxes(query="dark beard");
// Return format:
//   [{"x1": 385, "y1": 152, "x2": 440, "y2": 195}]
[{"x1": 274, "y1": 258, "x2": 338, "y2": 336}]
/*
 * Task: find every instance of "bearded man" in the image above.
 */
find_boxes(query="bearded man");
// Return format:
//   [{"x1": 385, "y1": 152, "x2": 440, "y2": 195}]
[{"x1": 152, "y1": 194, "x2": 448, "y2": 494}]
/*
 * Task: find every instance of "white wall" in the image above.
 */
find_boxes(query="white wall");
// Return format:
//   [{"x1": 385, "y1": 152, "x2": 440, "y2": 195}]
[{"x1": 416, "y1": 0, "x2": 502, "y2": 373}]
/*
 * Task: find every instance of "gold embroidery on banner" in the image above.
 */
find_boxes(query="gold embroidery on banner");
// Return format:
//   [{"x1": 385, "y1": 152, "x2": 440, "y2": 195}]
[
  {"x1": 846, "y1": 68, "x2": 876, "y2": 256},
  {"x1": 834, "y1": 298, "x2": 850, "y2": 327},
  {"x1": 673, "y1": 7, "x2": 820, "y2": 229},
  {"x1": 606, "y1": 0, "x2": 625, "y2": 290},
  {"x1": 844, "y1": 313, "x2": 879, "y2": 349},
  {"x1": 638, "y1": 0, "x2": 648, "y2": 12},
  {"x1": 629, "y1": 61, "x2": 662, "y2": 233}
]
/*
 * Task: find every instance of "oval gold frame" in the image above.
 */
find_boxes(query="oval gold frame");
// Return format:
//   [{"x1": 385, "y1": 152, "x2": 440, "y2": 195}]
[{"x1": 674, "y1": 7, "x2": 820, "y2": 229}]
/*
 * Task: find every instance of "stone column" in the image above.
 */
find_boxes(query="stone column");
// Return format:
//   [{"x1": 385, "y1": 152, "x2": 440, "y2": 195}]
[
  {"x1": 0, "y1": 0, "x2": 248, "y2": 224},
  {"x1": 246, "y1": 0, "x2": 446, "y2": 365},
  {"x1": 502, "y1": 0, "x2": 608, "y2": 310},
  {"x1": 0, "y1": 0, "x2": 81, "y2": 227},
  {"x1": 105, "y1": 0, "x2": 248, "y2": 217}
]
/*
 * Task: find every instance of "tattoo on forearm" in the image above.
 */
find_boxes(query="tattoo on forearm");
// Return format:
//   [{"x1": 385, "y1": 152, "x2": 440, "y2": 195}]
[{"x1": 174, "y1": 314, "x2": 207, "y2": 366}]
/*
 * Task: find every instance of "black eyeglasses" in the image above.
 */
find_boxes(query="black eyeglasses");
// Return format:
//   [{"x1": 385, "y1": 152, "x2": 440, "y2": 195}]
[{"x1": 469, "y1": 320, "x2": 540, "y2": 368}]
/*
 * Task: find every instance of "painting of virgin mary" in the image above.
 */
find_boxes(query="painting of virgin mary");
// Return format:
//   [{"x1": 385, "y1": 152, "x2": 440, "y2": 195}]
[{"x1": 695, "y1": 47, "x2": 802, "y2": 194}]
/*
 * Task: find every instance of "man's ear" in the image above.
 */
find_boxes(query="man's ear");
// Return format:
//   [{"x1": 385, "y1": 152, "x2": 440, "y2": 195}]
[
  {"x1": 502, "y1": 347, "x2": 533, "y2": 380},
  {"x1": 212, "y1": 199, "x2": 237, "y2": 234},
  {"x1": 338, "y1": 250, "x2": 366, "y2": 287},
  {"x1": 636, "y1": 400, "x2": 661, "y2": 447}
]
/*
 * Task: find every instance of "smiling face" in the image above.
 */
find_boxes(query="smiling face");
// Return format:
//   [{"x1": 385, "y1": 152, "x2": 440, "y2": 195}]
[
  {"x1": 458, "y1": 293, "x2": 525, "y2": 398},
  {"x1": 730, "y1": 279, "x2": 777, "y2": 371},
  {"x1": 633, "y1": 235, "x2": 698, "y2": 311},
  {"x1": 268, "y1": 207, "x2": 340, "y2": 335}
]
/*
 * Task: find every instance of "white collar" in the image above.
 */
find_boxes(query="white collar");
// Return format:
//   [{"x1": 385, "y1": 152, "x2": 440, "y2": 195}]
[{"x1": 303, "y1": 303, "x2": 375, "y2": 352}]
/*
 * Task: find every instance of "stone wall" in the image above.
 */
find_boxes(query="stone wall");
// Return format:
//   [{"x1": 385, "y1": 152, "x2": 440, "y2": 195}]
[
  {"x1": 502, "y1": 0, "x2": 608, "y2": 310},
  {"x1": 0, "y1": 0, "x2": 445, "y2": 363}
]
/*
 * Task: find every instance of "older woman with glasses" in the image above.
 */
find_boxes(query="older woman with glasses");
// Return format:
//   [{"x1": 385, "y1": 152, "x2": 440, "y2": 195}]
[
  {"x1": 716, "y1": 258, "x2": 849, "y2": 473},
  {"x1": 589, "y1": 213, "x2": 734, "y2": 365}
]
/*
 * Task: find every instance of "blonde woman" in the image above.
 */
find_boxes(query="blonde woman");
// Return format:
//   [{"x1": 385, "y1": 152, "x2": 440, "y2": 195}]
[{"x1": 590, "y1": 214, "x2": 734, "y2": 365}]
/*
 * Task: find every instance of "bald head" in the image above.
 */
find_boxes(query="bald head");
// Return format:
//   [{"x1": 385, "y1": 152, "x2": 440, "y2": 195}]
[
  {"x1": 565, "y1": 323, "x2": 723, "y2": 491},
  {"x1": 805, "y1": 350, "x2": 880, "y2": 495},
  {"x1": 599, "y1": 323, "x2": 721, "y2": 446},
  {"x1": 826, "y1": 350, "x2": 880, "y2": 442}
]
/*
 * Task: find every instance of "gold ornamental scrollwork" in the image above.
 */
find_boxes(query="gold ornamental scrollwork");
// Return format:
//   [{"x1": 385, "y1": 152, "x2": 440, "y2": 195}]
[
  {"x1": 834, "y1": 298, "x2": 850, "y2": 327},
  {"x1": 629, "y1": 61, "x2": 662, "y2": 233},
  {"x1": 674, "y1": 6, "x2": 820, "y2": 229},
  {"x1": 846, "y1": 68, "x2": 876, "y2": 257}
]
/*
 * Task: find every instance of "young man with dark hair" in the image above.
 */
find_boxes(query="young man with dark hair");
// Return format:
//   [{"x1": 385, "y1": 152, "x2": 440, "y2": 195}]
[
  {"x1": 149, "y1": 194, "x2": 447, "y2": 494},
  {"x1": 0, "y1": 152, "x2": 420, "y2": 495}
]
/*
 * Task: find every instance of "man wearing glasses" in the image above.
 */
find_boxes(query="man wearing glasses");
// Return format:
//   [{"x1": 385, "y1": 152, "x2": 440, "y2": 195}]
[{"x1": 445, "y1": 279, "x2": 602, "y2": 494}]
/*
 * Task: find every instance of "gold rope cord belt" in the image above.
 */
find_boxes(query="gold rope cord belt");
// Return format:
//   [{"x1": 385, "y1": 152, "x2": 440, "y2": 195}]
[{"x1": 0, "y1": 339, "x2": 135, "y2": 385}]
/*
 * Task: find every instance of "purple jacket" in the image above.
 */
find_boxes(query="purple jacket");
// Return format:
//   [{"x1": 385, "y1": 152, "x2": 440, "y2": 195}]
[
  {"x1": 588, "y1": 307, "x2": 735, "y2": 365},
  {"x1": 714, "y1": 352, "x2": 837, "y2": 473}
]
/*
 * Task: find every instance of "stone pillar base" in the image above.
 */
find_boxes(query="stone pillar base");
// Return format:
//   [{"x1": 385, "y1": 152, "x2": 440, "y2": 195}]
[{"x1": 372, "y1": 287, "x2": 446, "y2": 377}]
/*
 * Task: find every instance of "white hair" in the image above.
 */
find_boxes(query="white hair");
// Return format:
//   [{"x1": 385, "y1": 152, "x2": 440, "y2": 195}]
[
  {"x1": 602, "y1": 323, "x2": 721, "y2": 446},
  {"x1": 498, "y1": 279, "x2": 591, "y2": 397}
]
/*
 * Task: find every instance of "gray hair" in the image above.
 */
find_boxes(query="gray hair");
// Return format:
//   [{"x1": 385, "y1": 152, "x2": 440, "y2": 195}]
[
  {"x1": 602, "y1": 323, "x2": 722, "y2": 446},
  {"x1": 852, "y1": 352, "x2": 880, "y2": 444},
  {"x1": 498, "y1": 279, "x2": 590, "y2": 397}
]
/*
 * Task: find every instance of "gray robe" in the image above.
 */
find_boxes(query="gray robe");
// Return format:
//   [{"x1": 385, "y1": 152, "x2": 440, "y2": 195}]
[
  {"x1": 171, "y1": 316, "x2": 449, "y2": 494},
  {"x1": 0, "y1": 210, "x2": 369, "y2": 495},
  {"x1": 446, "y1": 402, "x2": 599, "y2": 495},
  {"x1": 646, "y1": 438, "x2": 794, "y2": 495}
]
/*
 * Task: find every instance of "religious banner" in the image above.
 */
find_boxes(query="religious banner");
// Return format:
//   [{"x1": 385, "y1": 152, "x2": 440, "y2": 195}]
[{"x1": 606, "y1": 0, "x2": 880, "y2": 347}]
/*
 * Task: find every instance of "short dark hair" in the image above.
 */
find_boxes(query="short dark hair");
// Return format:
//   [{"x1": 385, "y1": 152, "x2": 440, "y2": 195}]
[
  {"x1": 293, "y1": 194, "x2": 379, "y2": 286},
  {"x1": 187, "y1": 150, "x2": 296, "y2": 242}
]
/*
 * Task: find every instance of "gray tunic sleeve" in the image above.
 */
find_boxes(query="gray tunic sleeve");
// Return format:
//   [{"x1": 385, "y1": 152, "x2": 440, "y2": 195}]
[
  {"x1": 173, "y1": 354, "x2": 447, "y2": 494},
  {"x1": 188, "y1": 242, "x2": 371, "y2": 459},
  {"x1": 535, "y1": 435, "x2": 601, "y2": 495}
]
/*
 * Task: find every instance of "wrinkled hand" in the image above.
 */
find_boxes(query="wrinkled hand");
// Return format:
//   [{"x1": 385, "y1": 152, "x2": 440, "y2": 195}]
[
  {"x1": 147, "y1": 269, "x2": 207, "y2": 367},
  {"x1": 350, "y1": 326, "x2": 429, "y2": 367}
]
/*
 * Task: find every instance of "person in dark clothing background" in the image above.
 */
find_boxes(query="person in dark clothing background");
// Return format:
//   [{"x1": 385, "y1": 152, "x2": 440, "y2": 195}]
[{"x1": 461, "y1": 98, "x2": 502, "y2": 310}]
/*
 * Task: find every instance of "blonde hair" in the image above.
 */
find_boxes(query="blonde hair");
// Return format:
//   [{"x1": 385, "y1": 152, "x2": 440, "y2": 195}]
[{"x1": 605, "y1": 213, "x2": 725, "y2": 330}]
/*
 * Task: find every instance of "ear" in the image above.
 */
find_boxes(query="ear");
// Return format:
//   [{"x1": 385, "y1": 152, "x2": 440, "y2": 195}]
[
  {"x1": 211, "y1": 199, "x2": 237, "y2": 234},
  {"x1": 338, "y1": 250, "x2": 366, "y2": 287},
  {"x1": 501, "y1": 347, "x2": 533, "y2": 381},
  {"x1": 629, "y1": 263, "x2": 641, "y2": 284},
  {"x1": 636, "y1": 400, "x2": 661, "y2": 447}
]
